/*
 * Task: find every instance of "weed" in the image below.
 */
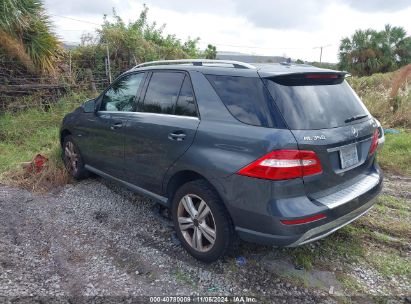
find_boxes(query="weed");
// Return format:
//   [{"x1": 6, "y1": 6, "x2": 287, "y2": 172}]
[
  {"x1": 289, "y1": 247, "x2": 313, "y2": 271},
  {"x1": 0, "y1": 91, "x2": 90, "y2": 191},
  {"x1": 338, "y1": 273, "x2": 367, "y2": 294}
]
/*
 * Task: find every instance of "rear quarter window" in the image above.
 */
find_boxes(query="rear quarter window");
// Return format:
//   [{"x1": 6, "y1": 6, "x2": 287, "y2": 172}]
[{"x1": 205, "y1": 75, "x2": 284, "y2": 128}]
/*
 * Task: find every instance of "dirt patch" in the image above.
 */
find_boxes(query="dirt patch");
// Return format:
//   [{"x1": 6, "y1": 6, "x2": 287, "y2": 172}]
[{"x1": 0, "y1": 175, "x2": 409, "y2": 302}]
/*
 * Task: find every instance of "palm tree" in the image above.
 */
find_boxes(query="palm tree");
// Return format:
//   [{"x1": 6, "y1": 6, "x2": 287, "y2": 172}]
[
  {"x1": 204, "y1": 44, "x2": 217, "y2": 59},
  {"x1": 339, "y1": 29, "x2": 380, "y2": 75},
  {"x1": 0, "y1": 0, "x2": 61, "y2": 74},
  {"x1": 339, "y1": 24, "x2": 411, "y2": 76},
  {"x1": 375, "y1": 24, "x2": 409, "y2": 72}
]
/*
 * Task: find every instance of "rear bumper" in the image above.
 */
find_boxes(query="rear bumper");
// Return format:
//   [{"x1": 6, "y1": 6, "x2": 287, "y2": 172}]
[
  {"x1": 287, "y1": 196, "x2": 375, "y2": 246},
  {"x1": 233, "y1": 167, "x2": 383, "y2": 246}
]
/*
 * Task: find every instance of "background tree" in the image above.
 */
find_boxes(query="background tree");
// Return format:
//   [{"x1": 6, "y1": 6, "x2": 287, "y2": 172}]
[
  {"x1": 339, "y1": 24, "x2": 411, "y2": 76},
  {"x1": 204, "y1": 44, "x2": 217, "y2": 59},
  {"x1": 0, "y1": 0, "x2": 61, "y2": 74},
  {"x1": 73, "y1": 6, "x2": 202, "y2": 79}
]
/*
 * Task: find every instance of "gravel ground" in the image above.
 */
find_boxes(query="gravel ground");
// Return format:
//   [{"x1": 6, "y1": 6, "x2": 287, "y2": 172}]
[{"x1": 0, "y1": 176, "x2": 408, "y2": 303}]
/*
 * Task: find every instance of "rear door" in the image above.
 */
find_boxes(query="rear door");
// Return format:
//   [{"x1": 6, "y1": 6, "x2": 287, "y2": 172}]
[
  {"x1": 123, "y1": 71, "x2": 200, "y2": 194},
  {"x1": 264, "y1": 73, "x2": 378, "y2": 198}
]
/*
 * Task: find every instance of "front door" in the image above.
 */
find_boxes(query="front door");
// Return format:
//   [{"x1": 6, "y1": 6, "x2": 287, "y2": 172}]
[{"x1": 77, "y1": 72, "x2": 145, "y2": 179}]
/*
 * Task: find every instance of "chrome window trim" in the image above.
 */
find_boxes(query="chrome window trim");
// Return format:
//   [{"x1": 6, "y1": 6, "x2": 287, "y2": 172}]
[{"x1": 97, "y1": 111, "x2": 200, "y2": 120}]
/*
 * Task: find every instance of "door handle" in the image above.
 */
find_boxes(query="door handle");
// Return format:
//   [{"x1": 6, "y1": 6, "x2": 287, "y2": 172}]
[
  {"x1": 168, "y1": 131, "x2": 186, "y2": 141},
  {"x1": 110, "y1": 122, "x2": 123, "y2": 130}
]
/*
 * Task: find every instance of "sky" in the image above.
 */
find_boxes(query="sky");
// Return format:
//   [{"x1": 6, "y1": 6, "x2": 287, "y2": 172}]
[{"x1": 43, "y1": 0, "x2": 411, "y2": 63}]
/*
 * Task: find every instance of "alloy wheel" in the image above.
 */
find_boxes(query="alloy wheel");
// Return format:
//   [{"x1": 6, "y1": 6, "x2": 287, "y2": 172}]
[
  {"x1": 64, "y1": 141, "x2": 79, "y2": 174},
  {"x1": 177, "y1": 194, "x2": 217, "y2": 252}
]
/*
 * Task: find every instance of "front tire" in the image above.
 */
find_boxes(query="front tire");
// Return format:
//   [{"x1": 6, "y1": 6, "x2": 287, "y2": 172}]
[
  {"x1": 172, "y1": 180, "x2": 234, "y2": 262},
  {"x1": 62, "y1": 135, "x2": 88, "y2": 180}
]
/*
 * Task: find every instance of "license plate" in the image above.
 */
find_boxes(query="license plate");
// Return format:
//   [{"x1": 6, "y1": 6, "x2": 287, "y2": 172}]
[{"x1": 339, "y1": 144, "x2": 359, "y2": 169}]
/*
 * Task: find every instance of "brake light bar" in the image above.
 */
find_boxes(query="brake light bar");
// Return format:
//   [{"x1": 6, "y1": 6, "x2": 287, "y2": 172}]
[
  {"x1": 305, "y1": 74, "x2": 338, "y2": 79},
  {"x1": 281, "y1": 213, "x2": 326, "y2": 225},
  {"x1": 237, "y1": 150, "x2": 322, "y2": 180}
]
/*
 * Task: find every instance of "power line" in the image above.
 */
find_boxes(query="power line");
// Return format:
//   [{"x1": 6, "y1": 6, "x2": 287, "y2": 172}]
[
  {"x1": 50, "y1": 14, "x2": 315, "y2": 51},
  {"x1": 50, "y1": 14, "x2": 101, "y2": 26},
  {"x1": 58, "y1": 29, "x2": 95, "y2": 32},
  {"x1": 207, "y1": 43, "x2": 307, "y2": 50}
]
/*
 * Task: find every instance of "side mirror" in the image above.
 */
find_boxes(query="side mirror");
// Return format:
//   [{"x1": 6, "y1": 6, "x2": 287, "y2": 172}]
[{"x1": 82, "y1": 99, "x2": 96, "y2": 113}]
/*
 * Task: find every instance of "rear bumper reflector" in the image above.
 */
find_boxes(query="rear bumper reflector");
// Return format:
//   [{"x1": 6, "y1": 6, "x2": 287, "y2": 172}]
[{"x1": 281, "y1": 213, "x2": 326, "y2": 225}]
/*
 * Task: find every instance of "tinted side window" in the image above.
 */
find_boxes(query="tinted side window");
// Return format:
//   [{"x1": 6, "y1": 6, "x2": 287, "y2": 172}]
[
  {"x1": 175, "y1": 76, "x2": 197, "y2": 117},
  {"x1": 100, "y1": 73, "x2": 144, "y2": 112},
  {"x1": 206, "y1": 75, "x2": 278, "y2": 127},
  {"x1": 139, "y1": 72, "x2": 185, "y2": 114}
]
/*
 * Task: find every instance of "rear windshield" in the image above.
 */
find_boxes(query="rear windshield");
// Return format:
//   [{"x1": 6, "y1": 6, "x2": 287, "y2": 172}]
[{"x1": 265, "y1": 80, "x2": 370, "y2": 130}]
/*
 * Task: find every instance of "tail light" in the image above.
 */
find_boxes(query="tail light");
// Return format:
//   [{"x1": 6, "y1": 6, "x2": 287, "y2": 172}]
[
  {"x1": 369, "y1": 129, "x2": 379, "y2": 156},
  {"x1": 237, "y1": 150, "x2": 322, "y2": 180}
]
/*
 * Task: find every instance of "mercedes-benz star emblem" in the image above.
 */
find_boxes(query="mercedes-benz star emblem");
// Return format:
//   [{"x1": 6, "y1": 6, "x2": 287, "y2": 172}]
[{"x1": 351, "y1": 126, "x2": 359, "y2": 138}]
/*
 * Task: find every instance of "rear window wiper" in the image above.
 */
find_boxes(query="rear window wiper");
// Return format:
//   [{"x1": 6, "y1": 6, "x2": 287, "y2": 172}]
[{"x1": 344, "y1": 114, "x2": 368, "y2": 123}]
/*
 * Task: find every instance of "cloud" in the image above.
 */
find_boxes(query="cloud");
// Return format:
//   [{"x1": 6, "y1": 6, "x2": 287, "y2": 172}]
[
  {"x1": 44, "y1": 0, "x2": 411, "y2": 33},
  {"x1": 233, "y1": 0, "x2": 326, "y2": 30},
  {"x1": 142, "y1": 0, "x2": 234, "y2": 13},
  {"x1": 43, "y1": 0, "x2": 130, "y2": 16},
  {"x1": 342, "y1": 0, "x2": 411, "y2": 12},
  {"x1": 142, "y1": 0, "x2": 328, "y2": 30}
]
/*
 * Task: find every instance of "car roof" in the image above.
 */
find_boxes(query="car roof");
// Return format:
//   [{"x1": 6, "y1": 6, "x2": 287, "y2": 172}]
[{"x1": 126, "y1": 60, "x2": 343, "y2": 78}]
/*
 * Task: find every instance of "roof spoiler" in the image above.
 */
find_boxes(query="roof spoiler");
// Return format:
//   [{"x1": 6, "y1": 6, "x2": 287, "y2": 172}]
[{"x1": 263, "y1": 72, "x2": 347, "y2": 86}]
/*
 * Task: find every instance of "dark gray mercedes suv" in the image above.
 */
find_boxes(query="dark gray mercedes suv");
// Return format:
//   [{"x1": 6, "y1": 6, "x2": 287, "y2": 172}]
[{"x1": 60, "y1": 59, "x2": 383, "y2": 262}]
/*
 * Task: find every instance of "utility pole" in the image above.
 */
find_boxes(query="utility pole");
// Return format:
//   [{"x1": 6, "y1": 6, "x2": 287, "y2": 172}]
[
  {"x1": 313, "y1": 44, "x2": 331, "y2": 63},
  {"x1": 68, "y1": 50, "x2": 72, "y2": 80},
  {"x1": 106, "y1": 45, "x2": 112, "y2": 83}
]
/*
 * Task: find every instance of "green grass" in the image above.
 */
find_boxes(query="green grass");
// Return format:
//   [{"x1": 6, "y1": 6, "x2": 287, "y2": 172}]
[
  {"x1": 378, "y1": 131, "x2": 411, "y2": 176},
  {"x1": 368, "y1": 251, "x2": 411, "y2": 277},
  {"x1": 338, "y1": 273, "x2": 368, "y2": 294},
  {"x1": 0, "y1": 91, "x2": 88, "y2": 177},
  {"x1": 282, "y1": 192, "x2": 411, "y2": 289}
]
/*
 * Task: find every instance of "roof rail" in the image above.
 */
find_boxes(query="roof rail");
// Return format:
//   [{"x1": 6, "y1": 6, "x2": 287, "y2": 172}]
[{"x1": 134, "y1": 59, "x2": 255, "y2": 70}]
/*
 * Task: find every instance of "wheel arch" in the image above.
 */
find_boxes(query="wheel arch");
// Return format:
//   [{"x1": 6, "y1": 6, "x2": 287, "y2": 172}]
[
  {"x1": 60, "y1": 129, "x2": 72, "y2": 147},
  {"x1": 165, "y1": 170, "x2": 226, "y2": 208}
]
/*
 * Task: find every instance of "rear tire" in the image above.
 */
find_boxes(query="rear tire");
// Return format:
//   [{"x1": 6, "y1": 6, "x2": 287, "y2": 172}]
[
  {"x1": 62, "y1": 135, "x2": 88, "y2": 180},
  {"x1": 172, "y1": 179, "x2": 234, "y2": 262}
]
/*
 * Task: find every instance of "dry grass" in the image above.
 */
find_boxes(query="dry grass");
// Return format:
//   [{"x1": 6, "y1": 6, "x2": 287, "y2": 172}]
[
  {"x1": 3, "y1": 146, "x2": 71, "y2": 193},
  {"x1": 0, "y1": 29, "x2": 35, "y2": 73},
  {"x1": 390, "y1": 64, "x2": 411, "y2": 99},
  {"x1": 348, "y1": 70, "x2": 411, "y2": 128}
]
